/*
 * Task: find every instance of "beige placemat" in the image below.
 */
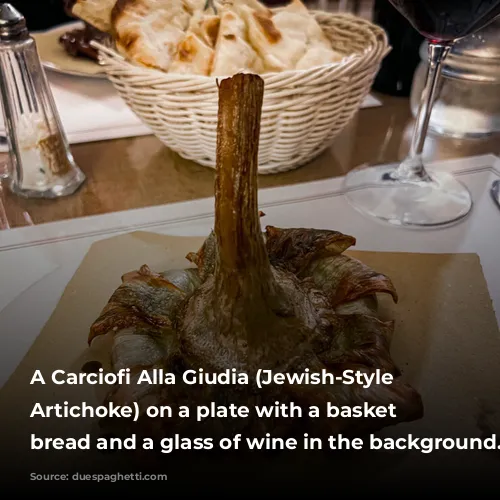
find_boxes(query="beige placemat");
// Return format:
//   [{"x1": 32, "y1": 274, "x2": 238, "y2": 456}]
[{"x1": 1, "y1": 231, "x2": 499, "y2": 482}]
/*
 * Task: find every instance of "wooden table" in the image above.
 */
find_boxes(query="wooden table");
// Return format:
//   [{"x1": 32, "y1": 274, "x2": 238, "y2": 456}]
[{"x1": 1, "y1": 93, "x2": 499, "y2": 230}]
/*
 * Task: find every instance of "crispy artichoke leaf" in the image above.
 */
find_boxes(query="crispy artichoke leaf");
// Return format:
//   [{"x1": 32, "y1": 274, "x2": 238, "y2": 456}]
[
  {"x1": 186, "y1": 232, "x2": 217, "y2": 283},
  {"x1": 161, "y1": 268, "x2": 201, "y2": 295},
  {"x1": 263, "y1": 225, "x2": 396, "y2": 307},
  {"x1": 306, "y1": 254, "x2": 398, "y2": 308},
  {"x1": 335, "y1": 296, "x2": 379, "y2": 316},
  {"x1": 188, "y1": 224, "x2": 358, "y2": 289},
  {"x1": 265, "y1": 226, "x2": 356, "y2": 274},
  {"x1": 88, "y1": 265, "x2": 195, "y2": 344},
  {"x1": 111, "y1": 327, "x2": 169, "y2": 372},
  {"x1": 317, "y1": 314, "x2": 397, "y2": 373},
  {"x1": 275, "y1": 349, "x2": 422, "y2": 436}
]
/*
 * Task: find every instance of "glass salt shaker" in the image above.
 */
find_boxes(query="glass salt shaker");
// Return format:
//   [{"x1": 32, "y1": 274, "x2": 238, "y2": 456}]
[{"x1": 0, "y1": 3, "x2": 85, "y2": 198}]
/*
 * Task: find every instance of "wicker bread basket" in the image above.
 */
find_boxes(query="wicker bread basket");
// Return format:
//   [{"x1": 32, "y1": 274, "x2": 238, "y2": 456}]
[{"x1": 95, "y1": 11, "x2": 390, "y2": 174}]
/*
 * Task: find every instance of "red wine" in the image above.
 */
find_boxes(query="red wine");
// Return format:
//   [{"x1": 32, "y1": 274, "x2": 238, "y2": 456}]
[{"x1": 389, "y1": 0, "x2": 500, "y2": 41}]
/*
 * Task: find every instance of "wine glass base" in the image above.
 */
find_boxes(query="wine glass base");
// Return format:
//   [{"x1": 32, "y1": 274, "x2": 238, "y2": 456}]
[{"x1": 343, "y1": 164, "x2": 472, "y2": 228}]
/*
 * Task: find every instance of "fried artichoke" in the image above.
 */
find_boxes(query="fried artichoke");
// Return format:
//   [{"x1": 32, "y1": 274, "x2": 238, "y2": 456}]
[{"x1": 84, "y1": 74, "x2": 423, "y2": 442}]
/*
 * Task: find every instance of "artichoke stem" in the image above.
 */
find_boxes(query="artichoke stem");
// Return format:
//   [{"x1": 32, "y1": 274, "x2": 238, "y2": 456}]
[{"x1": 214, "y1": 74, "x2": 274, "y2": 297}]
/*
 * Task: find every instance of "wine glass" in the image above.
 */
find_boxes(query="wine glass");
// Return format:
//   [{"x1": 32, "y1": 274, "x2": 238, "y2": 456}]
[{"x1": 343, "y1": 0, "x2": 500, "y2": 227}]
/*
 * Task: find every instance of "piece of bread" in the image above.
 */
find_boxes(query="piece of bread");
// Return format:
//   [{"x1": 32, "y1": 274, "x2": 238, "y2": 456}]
[
  {"x1": 74, "y1": 0, "x2": 342, "y2": 75},
  {"x1": 71, "y1": 0, "x2": 117, "y2": 33},
  {"x1": 188, "y1": 10, "x2": 221, "y2": 48},
  {"x1": 237, "y1": 4, "x2": 306, "y2": 72},
  {"x1": 183, "y1": 0, "x2": 208, "y2": 13},
  {"x1": 166, "y1": 9, "x2": 220, "y2": 75},
  {"x1": 274, "y1": 0, "x2": 331, "y2": 48},
  {"x1": 240, "y1": 0, "x2": 342, "y2": 72},
  {"x1": 169, "y1": 15, "x2": 216, "y2": 76},
  {"x1": 111, "y1": 0, "x2": 195, "y2": 71},
  {"x1": 295, "y1": 45, "x2": 344, "y2": 70},
  {"x1": 211, "y1": 7, "x2": 264, "y2": 76},
  {"x1": 274, "y1": 0, "x2": 343, "y2": 69},
  {"x1": 169, "y1": 34, "x2": 214, "y2": 75}
]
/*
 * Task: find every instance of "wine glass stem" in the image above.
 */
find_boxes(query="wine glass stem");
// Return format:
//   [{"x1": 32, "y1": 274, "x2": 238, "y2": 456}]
[{"x1": 394, "y1": 41, "x2": 453, "y2": 181}]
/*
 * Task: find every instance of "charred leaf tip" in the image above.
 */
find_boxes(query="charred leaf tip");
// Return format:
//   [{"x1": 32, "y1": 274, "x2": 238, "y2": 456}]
[{"x1": 186, "y1": 251, "x2": 197, "y2": 261}]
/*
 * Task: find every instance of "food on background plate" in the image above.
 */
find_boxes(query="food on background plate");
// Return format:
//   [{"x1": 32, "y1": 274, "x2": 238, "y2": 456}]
[
  {"x1": 68, "y1": 0, "x2": 344, "y2": 76},
  {"x1": 80, "y1": 73, "x2": 423, "y2": 442},
  {"x1": 59, "y1": 23, "x2": 111, "y2": 62}
]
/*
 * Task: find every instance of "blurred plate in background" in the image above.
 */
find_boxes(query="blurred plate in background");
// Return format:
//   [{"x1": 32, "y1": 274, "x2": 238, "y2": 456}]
[{"x1": 33, "y1": 21, "x2": 105, "y2": 79}]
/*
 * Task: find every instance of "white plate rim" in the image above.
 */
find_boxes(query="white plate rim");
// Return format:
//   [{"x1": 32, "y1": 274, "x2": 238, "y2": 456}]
[{"x1": 33, "y1": 21, "x2": 106, "y2": 79}]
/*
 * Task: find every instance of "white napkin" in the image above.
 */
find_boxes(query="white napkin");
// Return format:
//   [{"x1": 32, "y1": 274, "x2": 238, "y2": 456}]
[
  {"x1": 0, "y1": 71, "x2": 381, "y2": 153},
  {"x1": 0, "y1": 71, "x2": 152, "y2": 153}
]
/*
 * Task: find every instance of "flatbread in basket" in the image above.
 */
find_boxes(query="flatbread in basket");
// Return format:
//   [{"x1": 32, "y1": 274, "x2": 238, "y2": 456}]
[{"x1": 69, "y1": 0, "x2": 345, "y2": 75}]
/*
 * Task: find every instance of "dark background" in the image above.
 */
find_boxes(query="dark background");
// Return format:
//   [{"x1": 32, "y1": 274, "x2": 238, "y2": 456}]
[{"x1": 8, "y1": 0, "x2": 72, "y2": 31}]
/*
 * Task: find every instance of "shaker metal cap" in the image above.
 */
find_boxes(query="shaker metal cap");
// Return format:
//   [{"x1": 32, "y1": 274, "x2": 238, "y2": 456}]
[{"x1": 0, "y1": 3, "x2": 27, "y2": 40}]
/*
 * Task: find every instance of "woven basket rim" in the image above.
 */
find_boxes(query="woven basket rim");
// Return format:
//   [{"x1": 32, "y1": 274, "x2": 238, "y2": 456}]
[
  {"x1": 94, "y1": 10, "x2": 390, "y2": 84},
  {"x1": 92, "y1": 9, "x2": 390, "y2": 175}
]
